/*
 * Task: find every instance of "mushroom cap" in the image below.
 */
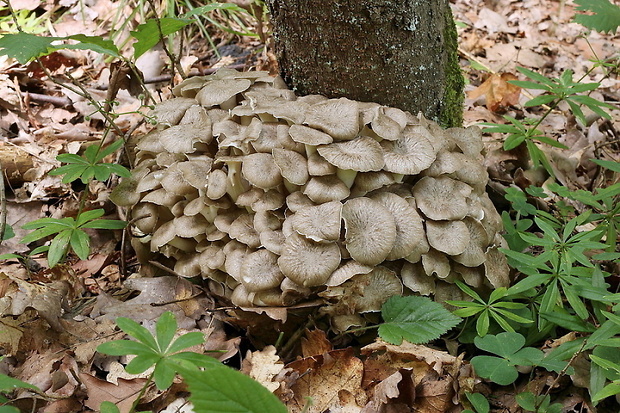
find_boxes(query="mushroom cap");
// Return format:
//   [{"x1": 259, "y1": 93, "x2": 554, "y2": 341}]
[
  {"x1": 350, "y1": 171, "x2": 397, "y2": 197},
  {"x1": 206, "y1": 169, "x2": 228, "y2": 200},
  {"x1": 240, "y1": 249, "x2": 285, "y2": 292},
  {"x1": 484, "y1": 246, "x2": 510, "y2": 288},
  {"x1": 401, "y1": 262, "x2": 435, "y2": 295},
  {"x1": 303, "y1": 176, "x2": 350, "y2": 203},
  {"x1": 151, "y1": 97, "x2": 198, "y2": 126},
  {"x1": 421, "y1": 249, "x2": 451, "y2": 279},
  {"x1": 277, "y1": 232, "x2": 341, "y2": 287},
  {"x1": 178, "y1": 160, "x2": 212, "y2": 190},
  {"x1": 326, "y1": 260, "x2": 374, "y2": 287},
  {"x1": 452, "y1": 218, "x2": 488, "y2": 267},
  {"x1": 341, "y1": 197, "x2": 397, "y2": 266},
  {"x1": 304, "y1": 98, "x2": 360, "y2": 140},
  {"x1": 307, "y1": 152, "x2": 338, "y2": 176},
  {"x1": 370, "y1": 192, "x2": 425, "y2": 260},
  {"x1": 288, "y1": 124, "x2": 333, "y2": 145},
  {"x1": 316, "y1": 136, "x2": 385, "y2": 172},
  {"x1": 290, "y1": 200, "x2": 343, "y2": 242},
  {"x1": 160, "y1": 163, "x2": 196, "y2": 195},
  {"x1": 380, "y1": 127, "x2": 436, "y2": 174},
  {"x1": 241, "y1": 153, "x2": 283, "y2": 190},
  {"x1": 195, "y1": 78, "x2": 252, "y2": 107},
  {"x1": 426, "y1": 220, "x2": 470, "y2": 256},
  {"x1": 272, "y1": 148, "x2": 309, "y2": 186},
  {"x1": 412, "y1": 176, "x2": 473, "y2": 220},
  {"x1": 228, "y1": 214, "x2": 261, "y2": 248},
  {"x1": 350, "y1": 267, "x2": 403, "y2": 312},
  {"x1": 370, "y1": 107, "x2": 405, "y2": 141}
]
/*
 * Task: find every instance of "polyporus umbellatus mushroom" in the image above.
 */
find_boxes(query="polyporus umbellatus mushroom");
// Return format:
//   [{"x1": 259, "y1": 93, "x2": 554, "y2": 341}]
[{"x1": 113, "y1": 68, "x2": 510, "y2": 326}]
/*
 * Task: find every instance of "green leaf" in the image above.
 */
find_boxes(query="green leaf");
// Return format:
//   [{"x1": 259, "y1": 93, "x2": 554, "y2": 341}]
[
  {"x1": 593, "y1": 383, "x2": 620, "y2": 402},
  {"x1": 516, "y1": 67, "x2": 557, "y2": 87},
  {"x1": 2, "y1": 225, "x2": 15, "y2": 241},
  {"x1": 378, "y1": 296, "x2": 461, "y2": 345},
  {"x1": 55, "y1": 153, "x2": 89, "y2": 165},
  {"x1": 591, "y1": 158, "x2": 620, "y2": 172},
  {"x1": 81, "y1": 219, "x2": 127, "y2": 230},
  {"x1": 70, "y1": 229, "x2": 90, "y2": 260},
  {"x1": 465, "y1": 392, "x2": 489, "y2": 413},
  {"x1": 76, "y1": 209, "x2": 105, "y2": 225},
  {"x1": 540, "y1": 311, "x2": 596, "y2": 332},
  {"x1": 471, "y1": 355, "x2": 518, "y2": 385},
  {"x1": 65, "y1": 34, "x2": 120, "y2": 57},
  {"x1": 155, "y1": 311, "x2": 177, "y2": 353},
  {"x1": 475, "y1": 332, "x2": 525, "y2": 358},
  {"x1": 516, "y1": 392, "x2": 538, "y2": 411},
  {"x1": 182, "y1": 3, "x2": 247, "y2": 18},
  {"x1": 131, "y1": 18, "x2": 192, "y2": 59},
  {"x1": 0, "y1": 32, "x2": 58, "y2": 64},
  {"x1": 0, "y1": 374, "x2": 38, "y2": 392},
  {"x1": 99, "y1": 401, "x2": 121, "y2": 413},
  {"x1": 47, "y1": 230, "x2": 72, "y2": 267},
  {"x1": 574, "y1": 0, "x2": 620, "y2": 33},
  {"x1": 185, "y1": 365, "x2": 288, "y2": 413},
  {"x1": 116, "y1": 317, "x2": 159, "y2": 351},
  {"x1": 97, "y1": 340, "x2": 153, "y2": 356},
  {"x1": 125, "y1": 353, "x2": 161, "y2": 374},
  {"x1": 153, "y1": 358, "x2": 177, "y2": 390},
  {"x1": 167, "y1": 332, "x2": 205, "y2": 354}
]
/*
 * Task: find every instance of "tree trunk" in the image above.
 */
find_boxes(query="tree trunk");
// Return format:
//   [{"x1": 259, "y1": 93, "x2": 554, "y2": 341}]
[{"x1": 266, "y1": 0, "x2": 464, "y2": 127}]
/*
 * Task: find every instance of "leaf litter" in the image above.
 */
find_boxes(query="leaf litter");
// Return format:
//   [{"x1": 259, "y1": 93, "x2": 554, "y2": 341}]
[{"x1": 0, "y1": 0, "x2": 617, "y2": 411}]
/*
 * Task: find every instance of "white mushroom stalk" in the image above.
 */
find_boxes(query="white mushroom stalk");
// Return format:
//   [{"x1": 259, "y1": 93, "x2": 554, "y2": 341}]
[{"x1": 116, "y1": 69, "x2": 510, "y2": 319}]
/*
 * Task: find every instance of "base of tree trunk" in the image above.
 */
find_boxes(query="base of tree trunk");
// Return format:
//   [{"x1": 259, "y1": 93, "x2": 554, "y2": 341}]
[{"x1": 267, "y1": 0, "x2": 464, "y2": 127}]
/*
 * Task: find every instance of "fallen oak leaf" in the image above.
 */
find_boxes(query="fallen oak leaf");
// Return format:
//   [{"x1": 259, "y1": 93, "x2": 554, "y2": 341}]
[{"x1": 468, "y1": 73, "x2": 521, "y2": 112}]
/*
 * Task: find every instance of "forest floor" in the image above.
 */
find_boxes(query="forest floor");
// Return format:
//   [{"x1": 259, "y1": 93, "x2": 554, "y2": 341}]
[{"x1": 0, "y1": 0, "x2": 618, "y2": 412}]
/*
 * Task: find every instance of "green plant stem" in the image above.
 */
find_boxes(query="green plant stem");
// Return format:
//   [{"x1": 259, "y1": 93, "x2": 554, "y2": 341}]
[
  {"x1": 128, "y1": 371, "x2": 154, "y2": 413},
  {"x1": 146, "y1": 0, "x2": 186, "y2": 80}
]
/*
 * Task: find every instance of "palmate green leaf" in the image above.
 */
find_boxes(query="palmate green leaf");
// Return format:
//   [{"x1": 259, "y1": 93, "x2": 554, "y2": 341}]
[
  {"x1": 76, "y1": 209, "x2": 106, "y2": 226},
  {"x1": 153, "y1": 358, "x2": 176, "y2": 390},
  {"x1": 55, "y1": 153, "x2": 89, "y2": 165},
  {"x1": 47, "y1": 229, "x2": 72, "y2": 267},
  {"x1": 167, "y1": 332, "x2": 205, "y2": 354},
  {"x1": 516, "y1": 67, "x2": 558, "y2": 87},
  {"x1": 49, "y1": 164, "x2": 89, "y2": 183},
  {"x1": 80, "y1": 219, "x2": 126, "y2": 230},
  {"x1": 574, "y1": 0, "x2": 620, "y2": 33},
  {"x1": 70, "y1": 229, "x2": 90, "y2": 260},
  {"x1": 378, "y1": 296, "x2": 461, "y2": 345},
  {"x1": 155, "y1": 311, "x2": 177, "y2": 352},
  {"x1": 185, "y1": 365, "x2": 288, "y2": 413},
  {"x1": 97, "y1": 340, "x2": 154, "y2": 356},
  {"x1": 475, "y1": 332, "x2": 525, "y2": 358},
  {"x1": 592, "y1": 158, "x2": 620, "y2": 172},
  {"x1": 131, "y1": 18, "x2": 192, "y2": 59},
  {"x1": 125, "y1": 353, "x2": 161, "y2": 375},
  {"x1": 471, "y1": 355, "x2": 518, "y2": 385},
  {"x1": 21, "y1": 216, "x2": 73, "y2": 231},
  {"x1": 476, "y1": 310, "x2": 491, "y2": 336},
  {"x1": 97, "y1": 139, "x2": 125, "y2": 160},
  {"x1": 0, "y1": 373, "x2": 38, "y2": 392},
  {"x1": 116, "y1": 317, "x2": 159, "y2": 350}
]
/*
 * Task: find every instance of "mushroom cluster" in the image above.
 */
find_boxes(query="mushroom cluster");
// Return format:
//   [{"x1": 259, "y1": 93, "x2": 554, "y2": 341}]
[{"x1": 113, "y1": 69, "x2": 509, "y2": 322}]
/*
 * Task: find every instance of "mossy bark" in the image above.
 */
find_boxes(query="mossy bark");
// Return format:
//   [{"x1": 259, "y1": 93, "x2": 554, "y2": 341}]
[{"x1": 266, "y1": 0, "x2": 464, "y2": 127}]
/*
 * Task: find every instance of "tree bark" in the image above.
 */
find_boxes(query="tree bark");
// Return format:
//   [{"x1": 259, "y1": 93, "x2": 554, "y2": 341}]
[{"x1": 266, "y1": 0, "x2": 464, "y2": 127}]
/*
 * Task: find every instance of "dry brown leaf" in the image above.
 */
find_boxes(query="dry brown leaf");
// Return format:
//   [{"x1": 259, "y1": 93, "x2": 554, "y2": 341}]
[
  {"x1": 81, "y1": 373, "x2": 148, "y2": 413},
  {"x1": 286, "y1": 348, "x2": 367, "y2": 413},
  {"x1": 301, "y1": 329, "x2": 333, "y2": 357},
  {"x1": 467, "y1": 73, "x2": 521, "y2": 113},
  {"x1": 361, "y1": 369, "x2": 416, "y2": 412},
  {"x1": 241, "y1": 345, "x2": 286, "y2": 392}
]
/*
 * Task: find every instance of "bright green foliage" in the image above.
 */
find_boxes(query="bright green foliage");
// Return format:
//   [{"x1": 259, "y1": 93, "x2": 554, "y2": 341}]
[
  {"x1": 0, "y1": 32, "x2": 120, "y2": 64},
  {"x1": 49, "y1": 140, "x2": 130, "y2": 184},
  {"x1": 378, "y1": 296, "x2": 461, "y2": 345},
  {"x1": 1, "y1": 224, "x2": 14, "y2": 241},
  {"x1": 0, "y1": 362, "x2": 38, "y2": 413},
  {"x1": 574, "y1": 0, "x2": 620, "y2": 34},
  {"x1": 482, "y1": 67, "x2": 614, "y2": 176},
  {"x1": 20, "y1": 209, "x2": 126, "y2": 267},
  {"x1": 447, "y1": 281, "x2": 533, "y2": 337},
  {"x1": 516, "y1": 392, "x2": 562, "y2": 413},
  {"x1": 471, "y1": 332, "x2": 571, "y2": 386},
  {"x1": 131, "y1": 18, "x2": 191, "y2": 59},
  {"x1": 462, "y1": 392, "x2": 489, "y2": 413},
  {"x1": 99, "y1": 401, "x2": 121, "y2": 413},
  {"x1": 185, "y1": 365, "x2": 288, "y2": 413},
  {"x1": 97, "y1": 311, "x2": 218, "y2": 391}
]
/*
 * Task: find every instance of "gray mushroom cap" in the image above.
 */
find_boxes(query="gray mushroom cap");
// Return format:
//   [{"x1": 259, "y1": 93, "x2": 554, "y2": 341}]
[
  {"x1": 412, "y1": 176, "x2": 473, "y2": 221},
  {"x1": 304, "y1": 98, "x2": 360, "y2": 140},
  {"x1": 426, "y1": 220, "x2": 470, "y2": 256},
  {"x1": 277, "y1": 232, "x2": 341, "y2": 287},
  {"x1": 272, "y1": 148, "x2": 310, "y2": 186},
  {"x1": 241, "y1": 153, "x2": 283, "y2": 190},
  {"x1": 303, "y1": 176, "x2": 350, "y2": 203},
  {"x1": 290, "y1": 201, "x2": 343, "y2": 242},
  {"x1": 316, "y1": 136, "x2": 384, "y2": 172},
  {"x1": 341, "y1": 197, "x2": 397, "y2": 266},
  {"x1": 380, "y1": 127, "x2": 436, "y2": 174},
  {"x1": 240, "y1": 249, "x2": 285, "y2": 292}
]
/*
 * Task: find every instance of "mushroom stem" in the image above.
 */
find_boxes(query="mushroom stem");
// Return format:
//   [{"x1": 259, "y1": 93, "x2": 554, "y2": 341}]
[
  {"x1": 392, "y1": 173, "x2": 405, "y2": 183},
  {"x1": 337, "y1": 169, "x2": 358, "y2": 189},
  {"x1": 305, "y1": 144, "x2": 317, "y2": 157},
  {"x1": 226, "y1": 162, "x2": 247, "y2": 202},
  {"x1": 283, "y1": 180, "x2": 299, "y2": 194}
]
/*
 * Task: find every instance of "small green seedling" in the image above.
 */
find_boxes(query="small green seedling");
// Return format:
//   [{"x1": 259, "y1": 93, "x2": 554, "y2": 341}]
[
  {"x1": 471, "y1": 332, "x2": 571, "y2": 385},
  {"x1": 19, "y1": 209, "x2": 126, "y2": 267},
  {"x1": 49, "y1": 140, "x2": 130, "y2": 184}
]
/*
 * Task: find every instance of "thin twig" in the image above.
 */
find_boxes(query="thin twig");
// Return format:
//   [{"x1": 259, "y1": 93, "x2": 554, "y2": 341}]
[{"x1": 0, "y1": 161, "x2": 6, "y2": 244}]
